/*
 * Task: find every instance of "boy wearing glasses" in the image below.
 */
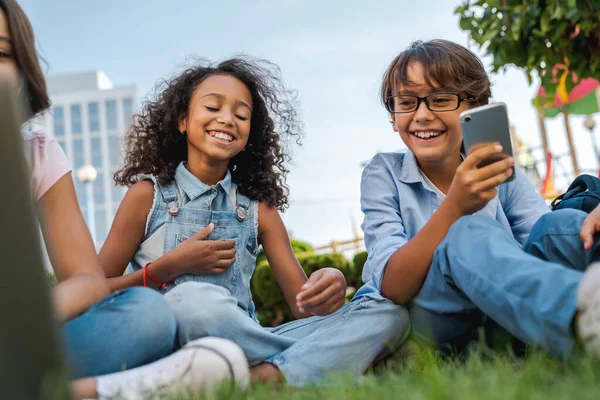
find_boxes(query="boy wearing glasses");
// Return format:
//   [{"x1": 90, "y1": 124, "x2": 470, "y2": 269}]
[{"x1": 354, "y1": 39, "x2": 600, "y2": 357}]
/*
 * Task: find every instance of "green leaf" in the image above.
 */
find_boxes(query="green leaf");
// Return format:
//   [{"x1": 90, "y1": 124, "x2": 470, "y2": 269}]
[
  {"x1": 540, "y1": 11, "x2": 551, "y2": 33},
  {"x1": 454, "y1": 2, "x2": 469, "y2": 14},
  {"x1": 459, "y1": 16, "x2": 474, "y2": 31},
  {"x1": 552, "y1": 5, "x2": 566, "y2": 19},
  {"x1": 568, "y1": 0, "x2": 576, "y2": 8},
  {"x1": 511, "y1": 15, "x2": 523, "y2": 41}
]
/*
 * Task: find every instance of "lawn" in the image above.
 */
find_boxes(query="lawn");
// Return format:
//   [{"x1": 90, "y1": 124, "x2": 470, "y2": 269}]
[{"x1": 177, "y1": 344, "x2": 600, "y2": 400}]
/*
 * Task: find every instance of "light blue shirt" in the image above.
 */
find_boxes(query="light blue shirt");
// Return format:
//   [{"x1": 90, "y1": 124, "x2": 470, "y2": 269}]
[{"x1": 354, "y1": 150, "x2": 550, "y2": 300}]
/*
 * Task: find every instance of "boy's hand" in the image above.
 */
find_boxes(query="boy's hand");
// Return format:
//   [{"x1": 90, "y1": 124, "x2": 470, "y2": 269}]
[
  {"x1": 169, "y1": 223, "x2": 237, "y2": 275},
  {"x1": 295, "y1": 268, "x2": 346, "y2": 316},
  {"x1": 446, "y1": 143, "x2": 515, "y2": 216},
  {"x1": 580, "y1": 205, "x2": 600, "y2": 250}
]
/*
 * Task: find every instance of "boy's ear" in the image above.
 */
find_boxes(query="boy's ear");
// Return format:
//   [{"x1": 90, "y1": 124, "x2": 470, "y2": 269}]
[
  {"x1": 177, "y1": 114, "x2": 187, "y2": 134},
  {"x1": 390, "y1": 113, "x2": 399, "y2": 133}
]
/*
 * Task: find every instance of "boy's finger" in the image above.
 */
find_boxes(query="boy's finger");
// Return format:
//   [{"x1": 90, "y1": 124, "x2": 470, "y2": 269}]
[
  {"x1": 472, "y1": 157, "x2": 514, "y2": 183},
  {"x1": 463, "y1": 143, "x2": 502, "y2": 169},
  {"x1": 475, "y1": 168, "x2": 513, "y2": 191},
  {"x1": 580, "y1": 220, "x2": 596, "y2": 250}
]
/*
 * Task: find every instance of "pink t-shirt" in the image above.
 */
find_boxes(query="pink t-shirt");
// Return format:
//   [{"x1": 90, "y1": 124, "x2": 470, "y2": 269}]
[{"x1": 23, "y1": 130, "x2": 72, "y2": 201}]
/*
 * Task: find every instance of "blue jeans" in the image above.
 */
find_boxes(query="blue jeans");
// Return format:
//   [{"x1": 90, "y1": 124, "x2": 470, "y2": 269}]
[
  {"x1": 411, "y1": 209, "x2": 597, "y2": 357},
  {"x1": 62, "y1": 287, "x2": 177, "y2": 378},
  {"x1": 165, "y1": 282, "x2": 409, "y2": 386}
]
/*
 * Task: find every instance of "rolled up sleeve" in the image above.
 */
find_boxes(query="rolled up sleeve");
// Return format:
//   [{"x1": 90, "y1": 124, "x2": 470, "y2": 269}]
[
  {"x1": 501, "y1": 165, "x2": 550, "y2": 245},
  {"x1": 360, "y1": 154, "x2": 408, "y2": 293}
]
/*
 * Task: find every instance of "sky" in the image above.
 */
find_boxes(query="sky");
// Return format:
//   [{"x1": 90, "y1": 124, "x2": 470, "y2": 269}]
[{"x1": 22, "y1": 0, "x2": 600, "y2": 248}]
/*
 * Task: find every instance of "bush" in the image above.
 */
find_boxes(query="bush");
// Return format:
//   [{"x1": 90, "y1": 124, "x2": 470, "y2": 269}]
[
  {"x1": 255, "y1": 239, "x2": 314, "y2": 265},
  {"x1": 251, "y1": 252, "x2": 354, "y2": 326},
  {"x1": 352, "y1": 251, "x2": 368, "y2": 289}
]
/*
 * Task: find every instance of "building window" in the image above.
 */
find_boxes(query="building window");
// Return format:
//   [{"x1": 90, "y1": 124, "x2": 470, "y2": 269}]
[
  {"x1": 105, "y1": 99, "x2": 117, "y2": 130},
  {"x1": 88, "y1": 102, "x2": 100, "y2": 133},
  {"x1": 112, "y1": 184, "x2": 125, "y2": 204},
  {"x1": 91, "y1": 138, "x2": 103, "y2": 168},
  {"x1": 94, "y1": 174, "x2": 104, "y2": 204},
  {"x1": 74, "y1": 178, "x2": 86, "y2": 207},
  {"x1": 53, "y1": 106, "x2": 65, "y2": 137},
  {"x1": 108, "y1": 135, "x2": 122, "y2": 166},
  {"x1": 57, "y1": 139, "x2": 67, "y2": 154},
  {"x1": 70, "y1": 104, "x2": 82, "y2": 134},
  {"x1": 95, "y1": 210, "x2": 107, "y2": 242},
  {"x1": 72, "y1": 139, "x2": 84, "y2": 170},
  {"x1": 123, "y1": 97, "x2": 134, "y2": 127}
]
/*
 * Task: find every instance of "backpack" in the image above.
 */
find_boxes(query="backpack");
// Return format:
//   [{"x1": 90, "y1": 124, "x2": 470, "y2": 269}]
[{"x1": 550, "y1": 174, "x2": 600, "y2": 213}]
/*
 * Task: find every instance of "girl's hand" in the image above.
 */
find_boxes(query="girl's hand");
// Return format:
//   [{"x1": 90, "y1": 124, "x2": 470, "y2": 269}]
[
  {"x1": 295, "y1": 268, "x2": 346, "y2": 316},
  {"x1": 446, "y1": 143, "x2": 515, "y2": 216},
  {"x1": 166, "y1": 223, "x2": 237, "y2": 276},
  {"x1": 580, "y1": 205, "x2": 600, "y2": 250}
]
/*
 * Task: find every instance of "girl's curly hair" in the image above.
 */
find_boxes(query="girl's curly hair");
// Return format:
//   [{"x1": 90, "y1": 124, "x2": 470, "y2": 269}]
[{"x1": 114, "y1": 56, "x2": 303, "y2": 211}]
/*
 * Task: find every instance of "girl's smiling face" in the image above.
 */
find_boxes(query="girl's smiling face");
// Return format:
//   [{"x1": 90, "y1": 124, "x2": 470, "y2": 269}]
[
  {"x1": 390, "y1": 62, "x2": 472, "y2": 165},
  {"x1": 180, "y1": 74, "x2": 253, "y2": 165}
]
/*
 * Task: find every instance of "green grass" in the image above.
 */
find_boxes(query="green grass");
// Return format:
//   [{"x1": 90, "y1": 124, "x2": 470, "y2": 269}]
[{"x1": 179, "y1": 345, "x2": 600, "y2": 400}]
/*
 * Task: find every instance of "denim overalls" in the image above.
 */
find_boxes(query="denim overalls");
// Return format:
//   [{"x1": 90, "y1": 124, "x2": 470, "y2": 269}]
[{"x1": 130, "y1": 162, "x2": 260, "y2": 320}]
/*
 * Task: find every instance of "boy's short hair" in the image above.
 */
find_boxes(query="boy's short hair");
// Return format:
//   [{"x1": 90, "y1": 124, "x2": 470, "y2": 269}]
[{"x1": 381, "y1": 39, "x2": 491, "y2": 108}]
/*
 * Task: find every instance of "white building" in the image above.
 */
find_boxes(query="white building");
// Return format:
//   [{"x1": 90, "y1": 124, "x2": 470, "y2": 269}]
[{"x1": 40, "y1": 71, "x2": 137, "y2": 246}]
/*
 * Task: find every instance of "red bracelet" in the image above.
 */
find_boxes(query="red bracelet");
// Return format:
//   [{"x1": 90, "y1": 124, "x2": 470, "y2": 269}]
[
  {"x1": 143, "y1": 262, "x2": 171, "y2": 289},
  {"x1": 142, "y1": 265, "x2": 148, "y2": 287}
]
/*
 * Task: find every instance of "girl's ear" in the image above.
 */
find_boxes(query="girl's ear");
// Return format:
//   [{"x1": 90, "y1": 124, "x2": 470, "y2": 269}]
[
  {"x1": 390, "y1": 113, "x2": 399, "y2": 133},
  {"x1": 177, "y1": 114, "x2": 187, "y2": 134}
]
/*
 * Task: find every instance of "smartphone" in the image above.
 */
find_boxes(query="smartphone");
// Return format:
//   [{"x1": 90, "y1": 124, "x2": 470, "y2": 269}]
[{"x1": 460, "y1": 102, "x2": 515, "y2": 182}]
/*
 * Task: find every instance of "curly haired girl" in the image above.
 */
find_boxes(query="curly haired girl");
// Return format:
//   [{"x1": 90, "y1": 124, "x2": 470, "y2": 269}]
[{"x1": 100, "y1": 56, "x2": 407, "y2": 386}]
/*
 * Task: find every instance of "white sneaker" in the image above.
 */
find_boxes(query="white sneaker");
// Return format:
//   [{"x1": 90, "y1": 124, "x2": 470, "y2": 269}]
[
  {"x1": 576, "y1": 262, "x2": 600, "y2": 355},
  {"x1": 96, "y1": 337, "x2": 249, "y2": 399}
]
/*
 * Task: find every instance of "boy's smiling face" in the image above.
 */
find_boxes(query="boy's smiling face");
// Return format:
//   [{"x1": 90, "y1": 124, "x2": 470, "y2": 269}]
[{"x1": 390, "y1": 62, "x2": 471, "y2": 165}]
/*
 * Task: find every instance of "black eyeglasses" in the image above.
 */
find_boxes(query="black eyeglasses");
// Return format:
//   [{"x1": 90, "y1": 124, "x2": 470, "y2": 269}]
[{"x1": 385, "y1": 93, "x2": 474, "y2": 113}]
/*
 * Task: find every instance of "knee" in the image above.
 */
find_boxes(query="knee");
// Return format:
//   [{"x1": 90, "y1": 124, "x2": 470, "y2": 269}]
[
  {"x1": 530, "y1": 209, "x2": 586, "y2": 239},
  {"x1": 165, "y1": 282, "x2": 239, "y2": 339},
  {"x1": 119, "y1": 287, "x2": 177, "y2": 357}
]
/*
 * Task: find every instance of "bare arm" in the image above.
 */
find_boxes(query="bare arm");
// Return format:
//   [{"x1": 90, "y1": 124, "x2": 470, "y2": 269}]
[
  {"x1": 99, "y1": 181, "x2": 173, "y2": 291},
  {"x1": 259, "y1": 202, "x2": 346, "y2": 318},
  {"x1": 39, "y1": 173, "x2": 110, "y2": 323},
  {"x1": 381, "y1": 201, "x2": 462, "y2": 303},
  {"x1": 99, "y1": 181, "x2": 235, "y2": 291}
]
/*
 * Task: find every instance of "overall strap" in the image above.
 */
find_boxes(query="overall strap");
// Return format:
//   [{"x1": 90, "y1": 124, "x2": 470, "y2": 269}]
[
  {"x1": 156, "y1": 180, "x2": 180, "y2": 216},
  {"x1": 234, "y1": 188, "x2": 251, "y2": 222}
]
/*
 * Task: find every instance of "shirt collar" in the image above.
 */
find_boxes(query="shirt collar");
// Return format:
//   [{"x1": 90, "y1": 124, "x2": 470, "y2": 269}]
[
  {"x1": 174, "y1": 162, "x2": 232, "y2": 200},
  {"x1": 398, "y1": 147, "x2": 467, "y2": 185},
  {"x1": 398, "y1": 150, "x2": 423, "y2": 184}
]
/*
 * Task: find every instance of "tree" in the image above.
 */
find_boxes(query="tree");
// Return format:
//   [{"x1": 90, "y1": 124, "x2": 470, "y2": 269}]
[{"x1": 455, "y1": 1, "x2": 600, "y2": 102}]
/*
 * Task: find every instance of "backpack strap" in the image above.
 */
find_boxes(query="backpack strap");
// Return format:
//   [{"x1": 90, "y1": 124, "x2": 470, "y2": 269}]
[
  {"x1": 568, "y1": 174, "x2": 600, "y2": 192},
  {"x1": 550, "y1": 174, "x2": 600, "y2": 209}
]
